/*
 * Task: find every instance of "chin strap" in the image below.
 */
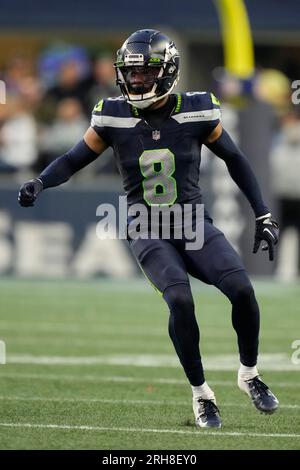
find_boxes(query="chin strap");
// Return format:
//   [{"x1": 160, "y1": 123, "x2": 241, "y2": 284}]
[
  {"x1": 128, "y1": 98, "x2": 157, "y2": 110},
  {"x1": 128, "y1": 93, "x2": 170, "y2": 110}
]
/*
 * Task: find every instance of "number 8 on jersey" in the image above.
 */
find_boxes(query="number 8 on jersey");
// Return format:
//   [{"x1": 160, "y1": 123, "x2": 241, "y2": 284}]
[{"x1": 139, "y1": 149, "x2": 177, "y2": 206}]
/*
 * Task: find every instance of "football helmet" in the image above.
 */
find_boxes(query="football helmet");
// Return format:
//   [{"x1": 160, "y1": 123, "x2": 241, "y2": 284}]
[{"x1": 114, "y1": 29, "x2": 180, "y2": 109}]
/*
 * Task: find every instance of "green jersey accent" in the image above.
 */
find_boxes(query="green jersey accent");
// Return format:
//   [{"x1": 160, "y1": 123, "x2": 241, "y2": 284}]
[
  {"x1": 93, "y1": 99, "x2": 104, "y2": 112},
  {"x1": 211, "y1": 93, "x2": 220, "y2": 106},
  {"x1": 174, "y1": 93, "x2": 182, "y2": 113}
]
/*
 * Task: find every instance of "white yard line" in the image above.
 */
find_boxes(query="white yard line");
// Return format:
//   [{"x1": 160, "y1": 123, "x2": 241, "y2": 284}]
[
  {"x1": 4, "y1": 353, "x2": 300, "y2": 371},
  {"x1": 0, "y1": 395, "x2": 298, "y2": 409},
  {"x1": 0, "y1": 371, "x2": 188, "y2": 384},
  {"x1": 0, "y1": 372, "x2": 298, "y2": 388},
  {"x1": 2, "y1": 337, "x2": 168, "y2": 348},
  {"x1": 0, "y1": 421, "x2": 299, "y2": 438},
  {"x1": 0, "y1": 321, "x2": 166, "y2": 337}
]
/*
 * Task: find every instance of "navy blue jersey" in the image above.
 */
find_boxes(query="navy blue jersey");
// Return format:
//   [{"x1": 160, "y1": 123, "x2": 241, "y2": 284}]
[{"x1": 91, "y1": 92, "x2": 221, "y2": 208}]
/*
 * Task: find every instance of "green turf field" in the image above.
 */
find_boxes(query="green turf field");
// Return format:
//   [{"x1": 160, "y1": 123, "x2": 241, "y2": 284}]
[{"x1": 0, "y1": 278, "x2": 299, "y2": 450}]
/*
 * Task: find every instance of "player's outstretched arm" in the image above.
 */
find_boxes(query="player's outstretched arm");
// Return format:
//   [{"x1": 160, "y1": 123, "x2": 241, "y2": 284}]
[
  {"x1": 205, "y1": 123, "x2": 279, "y2": 260},
  {"x1": 18, "y1": 128, "x2": 107, "y2": 207}
]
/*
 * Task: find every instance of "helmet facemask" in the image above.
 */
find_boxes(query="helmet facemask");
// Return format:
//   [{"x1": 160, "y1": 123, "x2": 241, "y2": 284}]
[
  {"x1": 116, "y1": 63, "x2": 167, "y2": 109},
  {"x1": 123, "y1": 65, "x2": 161, "y2": 96}
]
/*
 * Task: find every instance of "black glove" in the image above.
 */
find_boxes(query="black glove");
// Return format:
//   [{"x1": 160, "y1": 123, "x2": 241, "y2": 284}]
[
  {"x1": 253, "y1": 213, "x2": 279, "y2": 261},
  {"x1": 18, "y1": 178, "x2": 43, "y2": 207}
]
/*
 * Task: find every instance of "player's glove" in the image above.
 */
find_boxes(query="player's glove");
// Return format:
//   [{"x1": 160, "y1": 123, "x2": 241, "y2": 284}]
[
  {"x1": 253, "y1": 213, "x2": 279, "y2": 261},
  {"x1": 18, "y1": 178, "x2": 43, "y2": 207}
]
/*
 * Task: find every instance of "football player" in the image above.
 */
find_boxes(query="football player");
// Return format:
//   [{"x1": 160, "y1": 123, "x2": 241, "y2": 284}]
[{"x1": 18, "y1": 29, "x2": 279, "y2": 428}]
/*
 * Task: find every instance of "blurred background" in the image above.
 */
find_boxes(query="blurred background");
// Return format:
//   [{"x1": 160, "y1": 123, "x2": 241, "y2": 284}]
[{"x1": 0, "y1": 0, "x2": 300, "y2": 281}]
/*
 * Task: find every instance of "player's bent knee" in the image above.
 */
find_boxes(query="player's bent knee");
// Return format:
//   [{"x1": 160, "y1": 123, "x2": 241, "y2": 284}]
[
  {"x1": 163, "y1": 284, "x2": 194, "y2": 314},
  {"x1": 218, "y1": 271, "x2": 256, "y2": 305},
  {"x1": 234, "y1": 283, "x2": 256, "y2": 305}
]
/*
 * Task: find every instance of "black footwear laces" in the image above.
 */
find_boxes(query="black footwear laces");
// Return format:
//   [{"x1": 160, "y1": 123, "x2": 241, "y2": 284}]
[
  {"x1": 246, "y1": 376, "x2": 270, "y2": 395},
  {"x1": 197, "y1": 398, "x2": 220, "y2": 417}
]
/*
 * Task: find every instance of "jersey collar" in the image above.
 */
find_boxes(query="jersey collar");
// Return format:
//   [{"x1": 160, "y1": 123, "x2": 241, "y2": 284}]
[{"x1": 131, "y1": 93, "x2": 182, "y2": 117}]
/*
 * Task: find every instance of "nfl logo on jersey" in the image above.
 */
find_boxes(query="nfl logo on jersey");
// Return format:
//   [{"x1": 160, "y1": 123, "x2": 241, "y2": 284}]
[{"x1": 152, "y1": 130, "x2": 161, "y2": 140}]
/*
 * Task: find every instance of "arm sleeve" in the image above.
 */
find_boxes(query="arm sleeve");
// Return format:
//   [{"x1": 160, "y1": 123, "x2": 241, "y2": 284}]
[
  {"x1": 206, "y1": 129, "x2": 270, "y2": 218},
  {"x1": 39, "y1": 139, "x2": 99, "y2": 189}
]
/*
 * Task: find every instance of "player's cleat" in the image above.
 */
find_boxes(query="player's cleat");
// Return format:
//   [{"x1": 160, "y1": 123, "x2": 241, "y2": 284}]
[
  {"x1": 193, "y1": 397, "x2": 222, "y2": 428},
  {"x1": 238, "y1": 375, "x2": 279, "y2": 413}
]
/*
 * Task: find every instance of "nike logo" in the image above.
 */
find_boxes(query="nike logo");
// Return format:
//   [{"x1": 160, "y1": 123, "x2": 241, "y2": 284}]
[{"x1": 263, "y1": 227, "x2": 276, "y2": 240}]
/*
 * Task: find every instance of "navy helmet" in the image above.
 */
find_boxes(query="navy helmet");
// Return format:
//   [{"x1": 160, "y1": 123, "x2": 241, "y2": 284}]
[{"x1": 114, "y1": 29, "x2": 180, "y2": 109}]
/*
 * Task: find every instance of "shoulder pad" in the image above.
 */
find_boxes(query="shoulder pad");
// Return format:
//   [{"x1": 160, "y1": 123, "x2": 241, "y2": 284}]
[
  {"x1": 172, "y1": 91, "x2": 221, "y2": 123},
  {"x1": 92, "y1": 96, "x2": 127, "y2": 116},
  {"x1": 91, "y1": 96, "x2": 140, "y2": 128},
  {"x1": 184, "y1": 91, "x2": 221, "y2": 111}
]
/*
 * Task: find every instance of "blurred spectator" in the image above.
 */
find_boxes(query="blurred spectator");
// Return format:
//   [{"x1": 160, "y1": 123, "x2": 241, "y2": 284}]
[
  {"x1": 38, "y1": 44, "x2": 90, "y2": 89},
  {"x1": 0, "y1": 95, "x2": 38, "y2": 176},
  {"x1": 43, "y1": 60, "x2": 92, "y2": 119},
  {"x1": 39, "y1": 97, "x2": 88, "y2": 167},
  {"x1": 254, "y1": 69, "x2": 291, "y2": 115},
  {"x1": 0, "y1": 47, "x2": 120, "y2": 179},
  {"x1": 88, "y1": 55, "x2": 118, "y2": 107},
  {"x1": 1, "y1": 56, "x2": 35, "y2": 96},
  {"x1": 18, "y1": 76, "x2": 43, "y2": 111},
  {"x1": 0, "y1": 55, "x2": 43, "y2": 117},
  {"x1": 271, "y1": 111, "x2": 300, "y2": 279},
  {"x1": 272, "y1": 111, "x2": 300, "y2": 197}
]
